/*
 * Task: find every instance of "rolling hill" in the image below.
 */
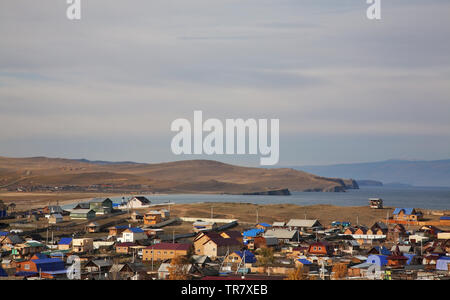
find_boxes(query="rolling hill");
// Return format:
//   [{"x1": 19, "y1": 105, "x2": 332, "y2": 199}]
[{"x1": 0, "y1": 156, "x2": 357, "y2": 194}]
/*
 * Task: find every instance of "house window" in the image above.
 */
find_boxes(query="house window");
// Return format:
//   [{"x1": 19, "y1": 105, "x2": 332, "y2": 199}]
[{"x1": 24, "y1": 264, "x2": 30, "y2": 270}]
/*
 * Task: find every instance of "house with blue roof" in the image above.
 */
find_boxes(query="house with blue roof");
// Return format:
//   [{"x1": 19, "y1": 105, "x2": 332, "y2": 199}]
[
  {"x1": 58, "y1": 237, "x2": 73, "y2": 250},
  {"x1": 393, "y1": 208, "x2": 423, "y2": 222},
  {"x1": 16, "y1": 258, "x2": 66, "y2": 279},
  {"x1": 256, "y1": 223, "x2": 272, "y2": 230},
  {"x1": 121, "y1": 227, "x2": 148, "y2": 243},
  {"x1": 225, "y1": 251, "x2": 257, "y2": 264},
  {"x1": 243, "y1": 228, "x2": 265, "y2": 238}
]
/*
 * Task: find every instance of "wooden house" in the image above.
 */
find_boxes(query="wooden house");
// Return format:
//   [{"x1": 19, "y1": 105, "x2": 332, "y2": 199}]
[
  {"x1": 307, "y1": 242, "x2": 333, "y2": 256},
  {"x1": 144, "y1": 211, "x2": 162, "y2": 225},
  {"x1": 58, "y1": 237, "x2": 73, "y2": 251},
  {"x1": 85, "y1": 222, "x2": 100, "y2": 233},
  {"x1": 108, "y1": 225, "x2": 129, "y2": 237},
  {"x1": 115, "y1": 242, "x2": 137, "y2": 254},
  {"x1": 143, "y1": 243, "x2": 192, "y2": 261},
  {"x1": 72, "y1": 238, "x2": 94, "y2": 253},
  {"x1": 392, "y1": 208, "x2": 423, "y2": 222}
]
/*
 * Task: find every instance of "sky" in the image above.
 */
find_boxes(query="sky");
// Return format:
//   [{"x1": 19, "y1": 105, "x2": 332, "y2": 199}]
[{"x1": 1, "y1": 0, "x2": 450, "y2": 166}]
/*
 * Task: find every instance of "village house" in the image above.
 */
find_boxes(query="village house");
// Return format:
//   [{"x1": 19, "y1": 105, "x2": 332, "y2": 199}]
[
  {"x1": 247, "y1": 236, "x2": 278, "y2": 250},
  {"x1": 58, "y1": 238, "x2": 73, "y2": 251},
  {"x1": 0, "y1": 233, "x2": 23, "y2": 251},
  {"x1": 125, "y1": 196, "x2": 151, "y2": 209},
  {"x1": 89, "y1": 198, "x2": 113, "y2": 215},
  {"x1": 115, "y1": 242, "x2": 137, "y2": 254},
  {"x1": 144, "y1": 211, "x2": 163, "y2": 225},
  {"x1": 307, "y1": 241, "x2": 333, "y2": 256},
  {"x1": 85, "y1": 222, "x2": 100, "y2": 233},
  {"x1": 193, "y1": 231, "x2": 242, "y2": 257},
  {"x1": 368, "y1": 222, "x2": 388, "y2": 236},
  {"x1": 16, "y1": 257, "x2": 66, "y2": 279},
  {"x1": 72, "y1": 238, "x2": 94, "y2": 253},
  {"x1": 108, "y1": 225, "x2": 129, "y2": 237},
  {"x1": 84, "y1": 259, "x2": 113, "y2": 278},
  {"x1": 202, "y1": 237, "x2": 242, "y2": 258},
  {"x1": 70, "y1": 209, "x2": 96, "y2": 220},
  {"x1": 43, "y1": 205, "x2": 65, "y2": 216},
  {"x1": 392, "y1": 208, "x2": 423, "y2": 222},
  {"x1": 286, "y1": 219, "x2": 323, "y2": 232},
  {"x1": 12, "y1": 242, "x2": 46, "y2": 260},
  {"x1": 109, "y1": 262, "x2": 146, "y2": 280},
  {"x1": 256, "y1": 223, "x2": 272, "y2": 231},
  {"x1": 120, "y1": 227, "x2": 147, "y2": 243},
  {"x1": 157, "y1": 262, "x2": 193, "y2": 280},
  {"x1": 143, "y1": 243, "x2": 192, "y2": 261},
  {"x1": 131, "y1": 211, "x2": 143, "y2": 222},
  {"x1": 48, "y1": 213, "x2": 63, "y2": 224},
  {"x1": 263, "y1": 228, "x2": 300, "y2": 244},
  {"x1": 224, "y1": 250, "x2": 257, "y2": 265},
  {"x1": 387, "y1": 246, "x2": 409, "y2": 267}
]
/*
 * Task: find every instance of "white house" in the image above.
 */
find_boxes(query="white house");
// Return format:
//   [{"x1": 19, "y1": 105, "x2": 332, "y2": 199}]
[
  {"x1": 119, "y1": 228, "x2": 148, "y2": 243},
  {"x1": 120, "y1": 196, "x2": 151, "y2": 209}
]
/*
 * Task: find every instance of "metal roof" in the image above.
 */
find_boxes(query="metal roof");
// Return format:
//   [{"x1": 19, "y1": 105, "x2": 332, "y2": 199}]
[{"x1": 286, "y1": 219, "x2": 321, "y2": 228}]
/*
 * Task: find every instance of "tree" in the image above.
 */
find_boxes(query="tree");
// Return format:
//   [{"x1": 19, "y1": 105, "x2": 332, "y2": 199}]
[
  {"x1": 257, "y1": 247, "x2": 274, "y2": 269},
  {"x1": 332, "y1": 263, "x2": 348, "y2": 280},
  {"x1": 168, "y1": 256, "x2": 190, "y2": 280},
  {"x1": 286, "y1": 265, "x2": 308, "y2": 280}
]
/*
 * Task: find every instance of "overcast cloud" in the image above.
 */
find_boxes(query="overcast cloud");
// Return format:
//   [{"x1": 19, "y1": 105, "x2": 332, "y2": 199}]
[{"x1": 0, "y1": 0, "x2": 449, "y2": 165}]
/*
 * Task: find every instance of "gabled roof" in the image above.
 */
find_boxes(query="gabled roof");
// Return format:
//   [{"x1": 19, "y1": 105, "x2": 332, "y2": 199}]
[
  {"x1": 70, "y1": 209, "x2": 95, "y2": 214},
  {"x1": 206, "y1": 237, "x2": 241, "y2": 247},
  {"x1": 58, "y1": 238, "x2": 72, "y2": 245},
  {"x1": 146, "y1": 243, "x2": 191, "y2": 251},
  {"x1": 286, "y1": 219, "x2": 321, "y2": 228},
  {"x1": 131, "y1": 196, "x2": 151, "y2": 204},
  {"x1": 263, "y1": 229, "x2": 298, "y2": 239}
]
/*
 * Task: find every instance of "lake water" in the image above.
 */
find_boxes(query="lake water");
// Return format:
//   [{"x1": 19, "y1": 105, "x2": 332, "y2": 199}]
[{"x1": 66, "y1": 186, "x2": 450, "y2": 210}]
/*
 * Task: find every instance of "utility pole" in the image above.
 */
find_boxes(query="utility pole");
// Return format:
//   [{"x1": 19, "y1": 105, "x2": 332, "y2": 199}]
[
  {"x1": 256, "y1": 208, "x2": 259, "y2": 224},
  {"x1": 211, "y1": 206, "x2": 214, "y2": 219}
]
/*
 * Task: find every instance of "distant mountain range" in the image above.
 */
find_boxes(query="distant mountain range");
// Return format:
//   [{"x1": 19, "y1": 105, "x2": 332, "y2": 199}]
[{"x1": 293, "y1": 159, "x2": 450, "y2": 187}]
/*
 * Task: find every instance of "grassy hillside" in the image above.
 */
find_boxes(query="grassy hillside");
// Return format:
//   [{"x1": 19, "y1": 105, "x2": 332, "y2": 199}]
[{"x1": 0, "y1": 156, "x2": 356, "y2": 194}]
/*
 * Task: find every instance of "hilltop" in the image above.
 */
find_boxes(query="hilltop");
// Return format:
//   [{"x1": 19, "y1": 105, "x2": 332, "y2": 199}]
[{"x1": 0, "y1": 156, "x2": 357, "y2": 194}]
